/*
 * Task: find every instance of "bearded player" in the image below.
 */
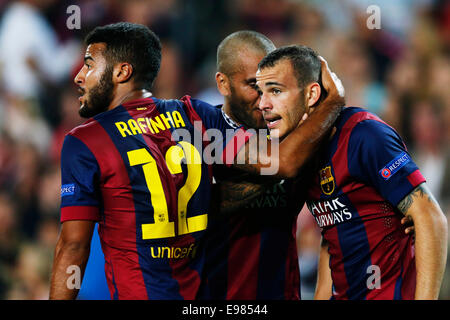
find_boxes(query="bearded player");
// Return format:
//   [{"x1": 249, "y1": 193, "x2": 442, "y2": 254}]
[
  {"x1": 200, "y1": 31, "x2": 303, "y2": 299},
  {"x1": 50, "y1": 23, "x2": 345, "y2": 299}
]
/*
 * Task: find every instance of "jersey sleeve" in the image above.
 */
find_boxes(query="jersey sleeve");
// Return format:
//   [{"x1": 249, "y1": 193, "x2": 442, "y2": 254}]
[
  {"x1": 60, "y1": 134, "x2": 101, "y2": 222},
  {"x1": 181, "y1": 95, "x2": 255, "y2": 167},
  {"x1": 348, "y1": 119, "x2": 426, "y2": 206}
]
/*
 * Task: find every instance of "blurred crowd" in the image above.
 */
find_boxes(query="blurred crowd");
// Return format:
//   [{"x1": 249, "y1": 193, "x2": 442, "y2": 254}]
[{"x1": 0, "y1": 0, "x2": 448, "y2": 300}]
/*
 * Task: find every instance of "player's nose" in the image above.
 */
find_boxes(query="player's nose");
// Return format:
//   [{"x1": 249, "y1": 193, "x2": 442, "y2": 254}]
[
  {"x1": 74, "y1": 66, "x2": 85, "y2": 86},
  {"x1": 258, "y1": 93, "x2": 272, "y2": 112}
]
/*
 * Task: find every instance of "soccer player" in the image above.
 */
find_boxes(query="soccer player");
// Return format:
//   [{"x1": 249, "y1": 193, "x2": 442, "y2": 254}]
[
  {"x1": 256, "y1": 45, "x2": 448, "y2": 300},
  {"x1": 200, "y1": 31, "x2": 303, "y2": 299},
  {"x1": 49, "y1": 23, "x2": 344, "y2": 299}
]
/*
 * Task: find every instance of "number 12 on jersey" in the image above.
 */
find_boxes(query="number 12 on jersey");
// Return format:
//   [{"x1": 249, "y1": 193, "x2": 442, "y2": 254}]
[{"x1": 127, "y1": 141, "x2": 207, "y2": 240}]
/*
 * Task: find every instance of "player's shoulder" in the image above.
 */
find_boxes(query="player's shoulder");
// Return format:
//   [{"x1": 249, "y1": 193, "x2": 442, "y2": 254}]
[
  {"x1": 337, "y1": 107, "x2": 391, "y2": 134},
  {"x1": 66, "y1": 118, "x2": 99, "y2": 140},
  {"x1": 342, "y1": 107, "x2": 403, "y2": 150}
]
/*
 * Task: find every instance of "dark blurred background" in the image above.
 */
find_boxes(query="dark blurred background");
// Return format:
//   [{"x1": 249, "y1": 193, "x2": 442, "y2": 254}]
[{"x1": 0, "y1": 0, "x2": 448, "y2": 299}]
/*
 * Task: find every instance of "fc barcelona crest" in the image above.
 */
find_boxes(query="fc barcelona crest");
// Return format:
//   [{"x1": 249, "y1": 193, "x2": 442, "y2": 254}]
[{"x1": 319, "y1": 166, "x2": 335, "y2": 195}]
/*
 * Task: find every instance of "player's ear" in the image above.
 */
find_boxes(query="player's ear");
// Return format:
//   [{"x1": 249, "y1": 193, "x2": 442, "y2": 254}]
[
  {"x1": 216, "y1": 72, "x2": 231, "y2": 96},
  {"x1": 114, "y1": 63, "x2": 133, "y2": 84},
  {"x1": 305, "y1": 82, "x2": 321, "y2": 110}
]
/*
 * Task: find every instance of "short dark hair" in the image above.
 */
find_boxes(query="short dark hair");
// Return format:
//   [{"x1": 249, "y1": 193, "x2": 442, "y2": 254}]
[
  {"x1": 258, "y1": 45, "x2": 321, "y2": 89},
  {"x1": 85, "y1": 22, "x2": 162, "y2": 90},
  {"x1": 217, "y1": 30, "x2": 276, "y2": 76}
]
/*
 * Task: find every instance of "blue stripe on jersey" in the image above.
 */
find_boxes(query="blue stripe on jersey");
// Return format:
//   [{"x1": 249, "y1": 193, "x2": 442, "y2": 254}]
[
  {"x1": 93, "y1": 105, "x2": 183, "y2": 300},
  {"x1": 60, "y1": 135, "x2": 101, "y2": 208},
  {"x1": 326, "y1": 107, "x2": 364, "y2": 159},
  {"x1": 334, "y1": 193, "x2": 372, "y2": 300},
  {"x1": 394, "y1": 264, "x2": 403, "y2": 300},
  {"x1": 111, "y1": 264, "x2": 119, "y2": 300}
]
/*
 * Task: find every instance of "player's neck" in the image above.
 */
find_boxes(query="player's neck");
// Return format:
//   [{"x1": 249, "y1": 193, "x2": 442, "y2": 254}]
[
  {"x1": 108, "y1": 88, "x2": 153, "y2": 110},
  {"x1": 222, "y1": 101, "x2": 242, "y2": 127}
]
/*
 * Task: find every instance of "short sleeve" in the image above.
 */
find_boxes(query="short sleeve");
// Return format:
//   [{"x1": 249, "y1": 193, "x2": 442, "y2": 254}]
[
  {"x1": 348, "y1": 119, "x2": 425, "y2": 206},
  {"x1": 60, "y1": 134, "x2": 101, "y2": 222}
]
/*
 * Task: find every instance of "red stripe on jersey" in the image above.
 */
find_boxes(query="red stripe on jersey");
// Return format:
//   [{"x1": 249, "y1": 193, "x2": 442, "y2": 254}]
[
  {"x1": 331, "y1": 111, "x2": 417, "y2": 300},
  {"x1": 332, "y1": 111, "x2": 384, "y2": 190},
  {"x1": 70, "y1": 120, "x2": 149, "y2": 300},
  {"x1": 180, "y1": 95, "x2": 214, "y2": 181},
  {"x1": 61, "y1": 206, "x2": 100, "y2": 222},
  {"x1": 222, "y1": 127, "x2": 253, "y2": 167},
  {"x1": 285, "y1": 222, "x2": 301, "y2": 300},
  {"x1": 226, "y1": 225, "x2": 261, "y2": 299},
  {"x1": 407, "y1": 169, "x2": 426, "y2": 187},
  {"x1": 401, "y1": 238, "x2": 416, "y2": 299},
  {"x1": 362, "y1": 214, "x2": 404, "y2": 299}
]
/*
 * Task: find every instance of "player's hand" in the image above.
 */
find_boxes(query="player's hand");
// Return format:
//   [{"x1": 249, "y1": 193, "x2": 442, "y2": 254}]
[
  {"x1": 319, "y1": 56, "x2": 345, "y2": 106},
  {"x1": 401, "y1": 216, "x2": 415, "y2": 236}
]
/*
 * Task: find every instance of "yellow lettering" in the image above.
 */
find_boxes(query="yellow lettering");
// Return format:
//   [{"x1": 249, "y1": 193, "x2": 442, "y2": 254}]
[
  {"x1": 172, "y1": 111, "x2": 185, "y2": 128},
  {"x1": 159, "y1": 113, "x2": 172, "y2": 129},
  {"x1": 165, "y1": 112, "x2": 175, "y2": 127},
  {"x1": 161, "y1": 247, "x2": 171, "y2": 258},
  {"x1": 128, "y1": 119, "x2": 143, "y2": 135},
  {"x1": 150, "y1": 116, "x2": 166, "y2": 133},
  {"x1": 115, "y1": 121, "x2": 132, "y2": 137},
  {"x1": 137, "y1": 118, "x2": 148, "y2": 134},
  {"x1": 145, "y1": 117, "x2": 155, "y2": 134},
  {"x1": 181, "y1": 248, "x2": 188, "y2": 258},
  {"x1": 173, "y1": 247, "x2": 181, "y2": 258},
  {"x1": 150, "y1": 247, "x2": 160, "y2": 258}
]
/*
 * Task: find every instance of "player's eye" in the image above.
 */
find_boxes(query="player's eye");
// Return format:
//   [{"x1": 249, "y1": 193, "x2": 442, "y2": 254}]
[{"x1": 271, "y1": 88, "x2": 281, "y2": 95}]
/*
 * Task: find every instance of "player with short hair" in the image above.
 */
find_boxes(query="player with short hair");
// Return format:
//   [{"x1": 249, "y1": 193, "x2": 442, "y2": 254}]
[
  {"x1": 200, "y1": 30, "x2": 303, "y2": 299},
  {"x1": 49, "y1": 23, "x2": 345, "y2": 300},
  {"x1": 256, "y1": 45, "x2": 448, "y2": 300}
]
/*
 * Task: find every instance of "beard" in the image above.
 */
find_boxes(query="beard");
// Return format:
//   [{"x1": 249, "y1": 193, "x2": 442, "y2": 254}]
[
  {"x1": 79, "y1": 66, "x2": 114, "y2": 118},
  {"x1": 229, "y1": 85, "x2": 265, "y2": 130}
]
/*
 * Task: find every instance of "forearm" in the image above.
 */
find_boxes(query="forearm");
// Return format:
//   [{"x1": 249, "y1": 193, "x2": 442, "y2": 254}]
[
  {"x1": 398, "y1": 184, "x2": 448, "y2": 300},
  {"x1": 314, "y1": 238, "x2": 333, "y2": 300},
  {"x1": 211, "y1": 172, "x2": 274, "y2": 218},
  {"x1": 412, "y1": 210, "x2": 447, "y2": 299},
  {"x1": 49, "y1": 239, "x2": 90, "y2": 300}
]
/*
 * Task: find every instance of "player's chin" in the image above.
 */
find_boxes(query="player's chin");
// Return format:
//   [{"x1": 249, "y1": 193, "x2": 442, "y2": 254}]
[{"x1": 78, "y1": 104, "x2": 91, "y2": 118}]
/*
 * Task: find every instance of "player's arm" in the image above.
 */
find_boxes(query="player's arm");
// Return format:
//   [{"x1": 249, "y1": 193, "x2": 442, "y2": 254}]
[
  {"x1": 211, "y1": 173, "x2": 273, "y2": 218},
  {"x1": 50, "y1": 134, "x2": 101, "y2": 299},
  {"x1": 397, "y1": 183, "x2": 448, "y2": 300},
  {"x1": 314, "y1": 237, "x2": 333, "y2": 300},
  {"x1": 233, "y1": 57, "x2": 345, "y2": 178},
  {"x1": 50, "y1": 220, "x2": 95, "y2": 300}
]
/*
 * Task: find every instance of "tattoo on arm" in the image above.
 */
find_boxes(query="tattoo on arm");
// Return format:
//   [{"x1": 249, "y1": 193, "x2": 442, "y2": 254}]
[
  {"x1": 220, "y1": 181, "x2": 267, "y2": 212},
  {"x1": 397, "y1": 183, "x2": 438, "y2": 215},
  {"x1": 213, "y1": 174, "x2": 273, "y2": 218}
]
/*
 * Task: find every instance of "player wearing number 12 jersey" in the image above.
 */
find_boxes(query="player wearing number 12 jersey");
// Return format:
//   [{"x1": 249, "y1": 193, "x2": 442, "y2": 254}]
[
  {"x1": 50, "y1": 23, "x2": 251, "y2": 300},
  {"x1": 50, "y1": 23, "x2": 344, "y2": 300}
]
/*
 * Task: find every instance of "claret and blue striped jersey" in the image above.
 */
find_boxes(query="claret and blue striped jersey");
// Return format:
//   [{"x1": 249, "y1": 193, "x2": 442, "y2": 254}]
[
  {"x1": 306, "y1": 107, "x2": 425, "y2": 300},
  {"x1": 60, "y1": 96, "x2": 250, "y2": 300},
  {"x1": 198, "y1": 106, "x2": 303, "y2": 300}
]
